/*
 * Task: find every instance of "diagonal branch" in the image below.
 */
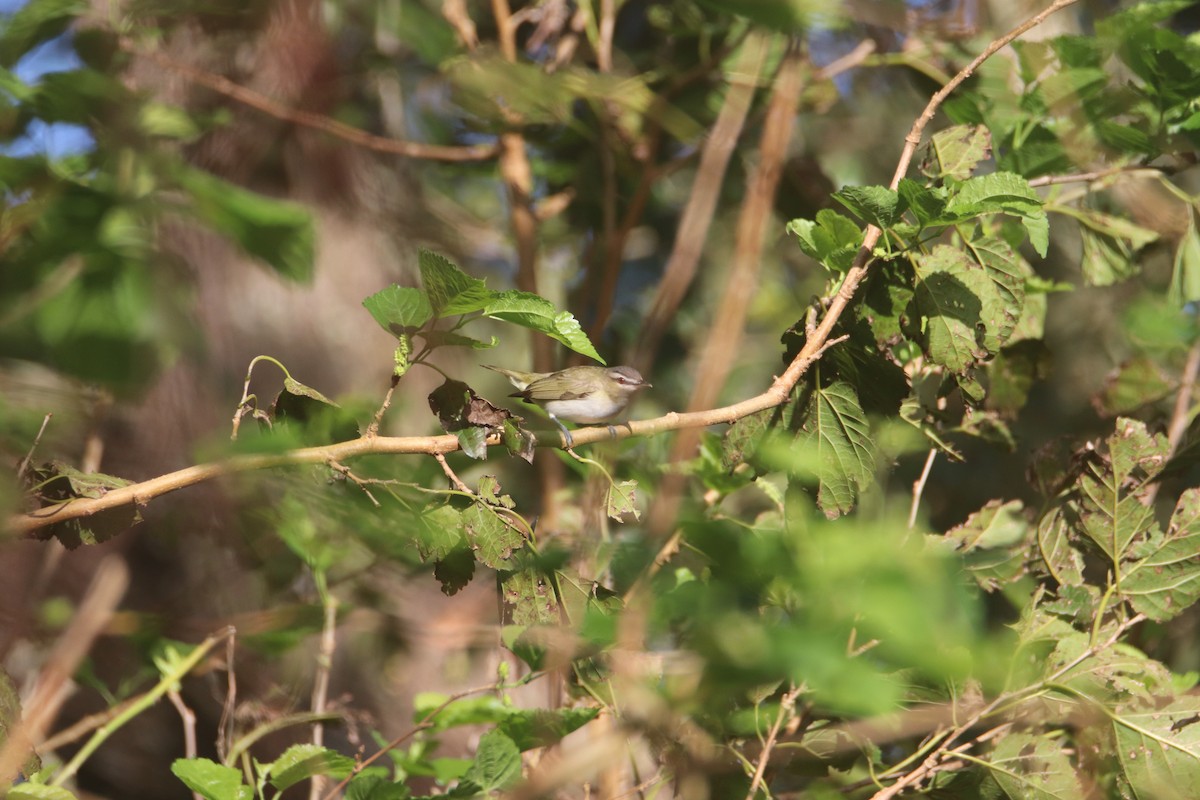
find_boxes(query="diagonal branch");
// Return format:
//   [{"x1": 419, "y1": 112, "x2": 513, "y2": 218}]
[{"x1": 126, "y1": 42, "x2": 499, "y2": 163}]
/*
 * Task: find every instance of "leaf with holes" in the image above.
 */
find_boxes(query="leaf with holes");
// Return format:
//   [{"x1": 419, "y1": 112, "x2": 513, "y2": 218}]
[{"x1": 1121, "y1": 488, "x2": 1200, "y2": 622}]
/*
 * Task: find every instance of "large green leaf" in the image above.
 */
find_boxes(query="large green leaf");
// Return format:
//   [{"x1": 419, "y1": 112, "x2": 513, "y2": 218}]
[
  {"x1": 1121, "y1": 488, "x2": 1200, "y2": 622},
  {"x1": 946, "y1": 172, "x2": 1048, "y2": 256},
  {"x1": 267, "y1": 744, "x2": 355, "y2": 792},
  {"x1": 418, "y1": 249, "x2": 493, "y2": 316},
  {"x1": 462, "y1": 502, "x2": 525, "y2": 568},
  {"x1": 928, "y1": 124, "x2": 992, "y2": 181},
  {"x1": 1113, "y1": 695, "x2": 1200, "y2": 798},
  {"x1": 483, "y1": 291, "x2": 603, "y2": 363},
  {"x1": 462, "y1": 730, "x2": 521, "y2": 792},
  {"x1": 981, "y1": 730, "x2": 1084, "y2": 800},
  {"x1": 362, "y1": 285, "x2": 433, "y2": 333},
  {"x1": 175, "y1": 167, "x2": 314, "y2": 281},
  {"x1": 171, "y1": 758, "x2": 253, "y2": 800},
  {"x1": 796, "y1": 381, "x2": 875, "y2": 518}
]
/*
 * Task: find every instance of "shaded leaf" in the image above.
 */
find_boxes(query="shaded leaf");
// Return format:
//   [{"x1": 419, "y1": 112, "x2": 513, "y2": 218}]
[
  {"x1": 497, "y1": 707, "x2": 601, "y2": 751},
  {"x1": 0, "y1": 0, "x2": 86, "y2": 69},
  {"x1": 282, "y1": 376, "x2": 338, "y2": 407},
  {"x1": 796, "y1": 382, "x2": 876, "y2": 518},
  {"x1": 910, "y1": 246, "x2": 987, "y2": 372},
  {"x1": 435, "y1": 545, "x2": 476, "y2": 596},
  {"x1": 1094, "y1": 357, "x2": 1174, "y2": 417},
  {"x1": 943, "y1": 499, "x2": 1029, "y2": 590}
]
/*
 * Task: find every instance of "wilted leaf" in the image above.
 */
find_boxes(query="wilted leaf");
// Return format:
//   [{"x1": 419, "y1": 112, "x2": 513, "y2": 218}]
[
  {"x1": 428, "y1": 378, "x2": 512, "y2": 459},
  {"x1": 928, "y1": 125, "x2": 992, "y2": 180},
  {"x1": 607, "y1": 480, "x2": 640, "y2": 521},
  {"x1": 282, "y1": 376, "x2": 338, "y2": 407}
]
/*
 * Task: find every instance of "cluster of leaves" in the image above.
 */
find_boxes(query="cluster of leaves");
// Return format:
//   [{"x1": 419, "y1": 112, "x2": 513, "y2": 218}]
[{"x1": 0, "y1": 0, "x2": 314, "y2": 394}]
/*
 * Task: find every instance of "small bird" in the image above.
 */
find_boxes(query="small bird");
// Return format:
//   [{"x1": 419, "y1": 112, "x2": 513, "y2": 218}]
[{"x1": 483, "y1": 364, "x2": 651, "y2": 448}]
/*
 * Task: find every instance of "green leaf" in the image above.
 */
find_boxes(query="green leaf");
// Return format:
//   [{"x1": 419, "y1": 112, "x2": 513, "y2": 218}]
[
  {"x1": 1095, "y1": 356, "x2": 1174, "y2": 417},
  {"x1": 695, "y1": 0, "x2": 841, "y2": 31},
  {"x1": 796, "y1": 382, "x2": 876, "y2": 519},
  {"x1": 267, "y1": 744, "x2": 355, "y2": 791},
  {"x1": 942, "y1": 499, "x2": 1029, "y2": 591},
  {"x1": 463, "y1": 502, "x2": 525, "y2": 568},
  {"x1": 462, "y1": 730, "x2": 522, "y2": 792},
  {"x1": 502, "y1": 418, "x2": 536, "y2": 464},
  {"x1": 502, "y1": 569, "x2": 561, "y2": 626},
  {"x1": 434, "y1": 545, "x2": 476, "y2": 596},
  {"x1": 362, "y1": 285, "x2": 433, "y2": 333},
  {"x1": 911, "y1": 246, "x2": 987, "y2": 372},
  {"x1": 175, "y1": 166, "x2": 314, "y2": 281},
  {"x1": 896, "y1": 179, "x2": 947, "y2": 228},
  {"x1": 1171, "y1": 218, "x2": 1200, "y2": 306},
  {"x1": 1037, "y1": 507, "x2": 1085, "y2": 589},
  {"x1": 1112, "y1": 695, "x2": 1200, "y2": 795},
  {"x1": 483, "y1": 291, "x2": 604, "y2": 363},
  {"x1": 787, "y1": 209, "x2": 862, "y2": 273},
  {"x1": 282, "y1": 377, "x2": 338, "y2": 407},
  {"x1": 497, "y1": 707, "x2": 601, "y2": 751},
  {"x1": 832, "y1": 185, "x2": 901, "y2": 228},
  {"x1": 1074, "y1": 418, "x2": 1168, "y2": 565},
  {"x1": 0, "y1": 0, "x2": 87, "y2": 68},
  {"x1": 928, "y1": 125, "x2": 992, "y2": 180},
  {"x1": 607, "y1": 479, "x2": 640, "y2": 521},
  {"x1": 418, "y1": 249, "x2": 494, "y2": 316},
  {"x1": 456, "y1": 427, "x2": 489, "y2": 460},
  {"x1": 965, "y1": 236, "x2": 1027, "y2": 351},
  {"x1": 417, "y1": 330, "x2": 498, "y2": 350},
  {"x1": 1080, "y1": 227, "x2": 1141, "y2": 286},
  {"x1": 947, "y1": 172, "x2": 1048, "y2": 256},
  {"x1": 1121, "y1": 488, "x2": 1200, "y2": 622},
  {"x1": 416, "y1": 505, "x2": 465, "y2": 561},
  {"x1": 345, "y1": 774, "x2": 411, "y2": 800},
  {"x1": 171, "y1": 758, "x2": 253, "y2": 800},
  {"x1": 413, "y1": 692, "x2": 509, "y2": 730},
  {"x1": 980, "y1": 730, "x2": 1084, "y2": 800}
]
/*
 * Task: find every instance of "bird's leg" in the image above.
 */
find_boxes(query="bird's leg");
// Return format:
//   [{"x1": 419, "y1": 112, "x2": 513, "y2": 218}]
[
  {"x1": 549, "y1": 414, "x2": 575, "y2": 449},
  {"x1": 606, "y1": 424, "x2": 618, "y2": 440}
]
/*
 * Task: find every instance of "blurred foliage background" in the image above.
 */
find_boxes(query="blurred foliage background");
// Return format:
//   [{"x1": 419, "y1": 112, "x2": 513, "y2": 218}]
[{"x1": 4, "y1": 0, "x2": 1200, "y2": 798}]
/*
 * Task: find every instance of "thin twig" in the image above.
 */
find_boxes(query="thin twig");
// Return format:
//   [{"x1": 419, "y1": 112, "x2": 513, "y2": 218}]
[
  {"x1": 366, "y1": 376, "x2": 399, "y2": 438},
  {"x1": 17, "y1": 413, "x2": 51, "y2": 480},
  {"x1": 308, "y1": 590, "x2": 339, "y2": 800},
  {"x1": 125, "y1": 42, "x2": 498, "y2": 163},
  {"x1": 745, "y1": 685, "x2": 804, "y2": 800},
  {"x1": 328, "y1": 460, "x2": 381, "y2": 507},
  {"x1": 908, "y1": 449, "x2": 937, "y2": 529},
  {"x1": 435, "y1": 453, "x2": 472, "y2": 493},
  {"x1": 167, "y1": 690, "x2": 202, "y2": 800}
]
